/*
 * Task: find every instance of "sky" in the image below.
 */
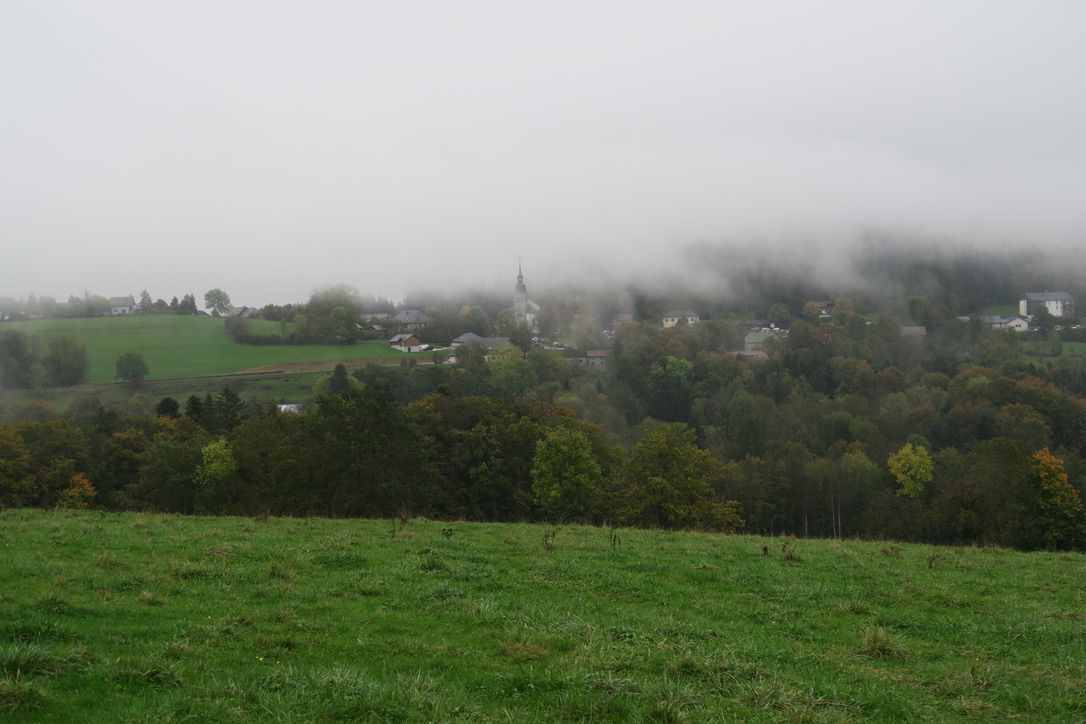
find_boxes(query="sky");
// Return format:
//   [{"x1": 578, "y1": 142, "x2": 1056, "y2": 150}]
[{"x1": 2, "y1": 1, "x2": 1085, "y2": 306}]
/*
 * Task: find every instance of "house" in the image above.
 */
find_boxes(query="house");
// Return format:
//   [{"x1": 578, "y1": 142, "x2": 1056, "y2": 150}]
[
  {"x1": 394, "y1": 309, "x2": 429, "y2": 331},
  {"x1": 447, "y1": 333, "x2": 511, "y2": 364},
  {"x1": 1020, "y1": 292, "x2": 1074, "y2": 318},
  {"x1": 610, "y1": 313, "x2": 635, "y2": 328},
  {"x1": 389, "y1": 333, "x2": 424, "y2": 352},
  {"x1": 744, "y1": 329, "x2": 781, "y2": 352},
  {"x1": 570, "y1": 349, "x2": 611, "y2": 368},
  {"x1": 451, "y1": 333, "x2": 510, "y2": 350},
  {"x1": 957, "y1": 315, "x2": 1030, "y2": 332},
  {"x1": 277, "y1": 403, "x2": 302, "y2": 414},
  {"x1": 662, "y1": 310, "x2": 699, "y2": 328},
  {"x1": 899, "y1": 325, "x2": 928, "y2": 338},
  {"x1": 227, "y1": 306, "x2": 256, "y2": 318},
  {"x1": 110, "y1": 296, "x2": 135, "y2": 315},
  {"x1": 803, "y1": 300, "x2": 836, "y2": 318}
]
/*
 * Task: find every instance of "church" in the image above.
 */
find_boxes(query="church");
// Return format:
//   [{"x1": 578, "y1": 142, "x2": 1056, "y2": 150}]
[{"x1": 511, "y1": 264, "x2": 540, "y2": 331}]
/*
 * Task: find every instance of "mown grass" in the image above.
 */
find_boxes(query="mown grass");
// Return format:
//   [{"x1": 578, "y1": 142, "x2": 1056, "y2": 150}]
[
  {"x1": 3, "y1": 316, "x2": 430, "y2": 383},
  {"x1": 0, "y1": 509, "x2": 1083, "y2": 721}
]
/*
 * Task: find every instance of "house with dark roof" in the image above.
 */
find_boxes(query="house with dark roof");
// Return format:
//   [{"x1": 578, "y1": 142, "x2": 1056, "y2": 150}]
[
  {"x1": 566, "y1": 349, "x2": 611, "y2": 368},
  {"x1": 899, "y1": 325, "x2": 928, "y2": 339},
  {"x1": 447, "y1": 333, "x2": 512, "y2": 364},
  {"x1": 662, "y1": 310, "x2": 699, "y2": 328},
  {"x1": 390, "y1": 333, "x2": 424, "y2": 352},
  {"x1": 394, "y1": 309, "x2": 429, "y2": 331},
  {"x1": 957, "y1": 315, "x2": 1030, "y2": 332},
  {"x1": 110, "y1": 296, "x2": 135, "y2": 315},
  {"x1": 744, "y1": 329, "x2": 782, "y2": 352},
  {"x1": 1019, "y1": 292, "x2": 1074, "y2": 318}
]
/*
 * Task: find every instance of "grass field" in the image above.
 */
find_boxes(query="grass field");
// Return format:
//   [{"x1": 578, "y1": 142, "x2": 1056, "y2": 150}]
[
  {"x1": 1, "y1": 510, "x2": 1083, "y2": 721},
  {"x1": 2, "y1": 316, "x2": 432, "y2": 384}
]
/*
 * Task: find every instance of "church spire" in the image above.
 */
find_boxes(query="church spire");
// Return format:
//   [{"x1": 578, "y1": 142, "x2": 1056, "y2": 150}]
[{"x1": 515, "y1": 261, "x2": 526, "y2": 293}]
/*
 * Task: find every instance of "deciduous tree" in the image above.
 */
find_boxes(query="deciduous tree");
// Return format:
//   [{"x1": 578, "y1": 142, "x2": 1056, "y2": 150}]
[
  {"x1": 115, "y1": 352, "x2": 149, "y2": 385},
  {"x1": 531, "y1": 427, "x2": 602, "y2": 522},
  {"x1": 888, "y1": 443, "x2": 933, "y2": 498},
  {"x1": 204, "y1": 288, "x2": 232, "y2": 316}
]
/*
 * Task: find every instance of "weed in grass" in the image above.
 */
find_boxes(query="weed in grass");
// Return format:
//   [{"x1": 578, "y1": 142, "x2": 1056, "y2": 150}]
[
  {"x1": 138, "y1": 590, "x2": 164, "y2": 607},
  {"x1": 497, "y1": 639, "x2": 548, "y2": 662},
  {"x1": 34, "y1": 593, "x2": 77, "y2": 616},
  {"x1": 837, "y1": 599, "x2": 875, "y2": 616},
  {"x1": 208, "y1": 544, "x2": 232, "y2": 561},
  {"x1": 162, "y1": 640, "x2": 191, "y2": 660},
  {"x1": 441, "y1": 527, "x2": 453, "y2": 539},
  {"x1": 857, "y1": 625, "x2": 908, "y2": 658},
  {"x1": 95, "y1": 551, "x2": 127, "y2": 571},
  {"x1": 927, "y1": 554, "x2": 940, "y2": 569},
  {"x1": 171, "y1": 563, "x2": 214, "y2": 581},
  {"x1": 418, "y1": 554, "x2": 448, "y2": 572},
  {"x1": 0, "y1": 643, "x2": 90, "y2": 677},
  {"x1": 267, "y1": 563, "x2": 295, "y2": 581},
  {"x1": 0, "y1": 621, "x2": 76, "y2": 644},
  {"x1": 111, "y1": 663, "x2": 183, "y2": 688},
  {"x1": 881, "y1": 544, "x2": 901, "y2": 558},
  {"x1": 586, "y1": 671, "x2": 642, "y2": 694},
  {"x1": 430, "y1": 583, "x2": 463, "y2": 603},
  {"x1": 542, "y1": 529, "x2": 557, "y2": 550},
  {"x1": 780, "y1": 539, "x2": 800, "y2": 562},
  {"x1": 0, "y1": 676, "x2": 46, "y2": 714}
]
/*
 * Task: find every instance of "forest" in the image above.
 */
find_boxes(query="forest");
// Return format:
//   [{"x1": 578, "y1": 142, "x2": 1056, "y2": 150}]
[{"x1": 2, "y1": 247, "x2": 1086, "y2": 551}]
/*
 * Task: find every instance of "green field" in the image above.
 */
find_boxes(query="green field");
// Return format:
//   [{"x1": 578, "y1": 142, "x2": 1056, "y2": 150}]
[
  {"x1": 1023, "y1": 340, "x2": 1086, "y2": 360},
  {"x1": 978, "y1": 304, "x2": 1020, "y2": 317},
  {"x1": 2, "y1": 316, "x2": 430, "y2": 383},
  {"x1": 1, "y1": 510, "x2": 1083, "y2": 721}
]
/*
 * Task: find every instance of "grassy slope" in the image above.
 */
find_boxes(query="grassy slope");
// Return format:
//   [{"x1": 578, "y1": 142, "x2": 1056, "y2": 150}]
[
  {"x1": 3, "y1": 316, "x2": 429, "y2": 383},
  {"x1": 1, "y1": 511, "x2": 1083, "y2": 721}
]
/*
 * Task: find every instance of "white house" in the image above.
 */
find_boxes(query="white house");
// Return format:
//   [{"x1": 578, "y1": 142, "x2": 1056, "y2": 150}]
[
  {"x1": 662, "y1": 310, "x2": 699, "y2": 328},
  {"x1": 1020, "y1": 292, "x2": 1074, "y2": 318},
  {"x1": 110, "y1": 296, "x2": 135, "y2": 315},
  {"x1": 959, "y1": 315, "x2": 1030, "y2": 332}
]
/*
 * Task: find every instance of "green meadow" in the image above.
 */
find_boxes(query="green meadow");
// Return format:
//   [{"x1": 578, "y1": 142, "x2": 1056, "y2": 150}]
[
  {"x1": 3, "y1": 316, "x2": 430, "y2": 383},
  {"x1": 1, "y1": 510, "x2": 1083, "y2": 721}
]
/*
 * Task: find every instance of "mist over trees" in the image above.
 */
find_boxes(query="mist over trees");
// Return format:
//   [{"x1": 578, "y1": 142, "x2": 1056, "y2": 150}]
[{"x1": 2, "y1": 245, "x2": 1086, "y2": 550}]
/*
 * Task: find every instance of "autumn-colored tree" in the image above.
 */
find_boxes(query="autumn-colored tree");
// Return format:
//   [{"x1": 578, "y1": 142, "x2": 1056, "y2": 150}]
[
  {"x1": 1031, "y1": 448, "x2": 1086, "y2": 550},
  {"x1": 615, "y1": 425, "x2": 742, "y2": 531},
  {"x1": 59, "y1": 472, "x2": 96, "y2": 509},
  {"x1": 194, "y1": 438, "x2": 241, "y2": 513},
  {"x1": 888, "y1": 443, "x2": 933, "y2": 499}
]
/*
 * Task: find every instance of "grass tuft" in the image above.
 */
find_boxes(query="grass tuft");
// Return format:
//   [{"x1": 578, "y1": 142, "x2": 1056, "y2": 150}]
[
  {"x1": 0, "y1": 676, "x2": 46, "y2": 713},
  {"x1": 0, "y1": 643, "x2": 91, "y2": 677},
  {"x1": 857, "y1": 625, "x2": 908, "y2": 658}
]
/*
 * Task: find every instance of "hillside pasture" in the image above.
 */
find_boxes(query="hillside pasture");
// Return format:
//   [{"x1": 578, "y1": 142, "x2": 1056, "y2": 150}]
[
  {"x1": 1, "y1": 510, "x2": 1083, "y2": 721},
  {"x1": 2, "y1": 316, "x2": 430, "y2": 383}
]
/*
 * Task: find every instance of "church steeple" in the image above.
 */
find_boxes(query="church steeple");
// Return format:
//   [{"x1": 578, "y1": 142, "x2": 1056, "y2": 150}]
[{"x1": 515, "y1": 261, "x2": 526, "y2": 293}]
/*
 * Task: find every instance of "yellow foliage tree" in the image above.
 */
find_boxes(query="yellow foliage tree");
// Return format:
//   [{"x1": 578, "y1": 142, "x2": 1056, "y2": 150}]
[
  {"x1": 59, "y1": 473, "x2": 96, "y2": 509},
  {"x1": 1031, "y1": 448, "x2": 1086, "y2": 549},
  {"x1": 887, "y1": 443, "x2": 933, "y2": 498}
]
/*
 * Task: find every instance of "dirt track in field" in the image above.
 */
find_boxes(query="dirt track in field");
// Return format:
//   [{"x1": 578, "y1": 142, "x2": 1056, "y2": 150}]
[{"x1": 237, "y1": 357, "x2": 420, "y2": 374}]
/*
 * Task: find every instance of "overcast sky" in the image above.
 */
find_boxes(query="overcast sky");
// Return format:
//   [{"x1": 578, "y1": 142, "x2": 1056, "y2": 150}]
[{"x1": 2, "y1": 1, "x2": 1084, "y2": 305}]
